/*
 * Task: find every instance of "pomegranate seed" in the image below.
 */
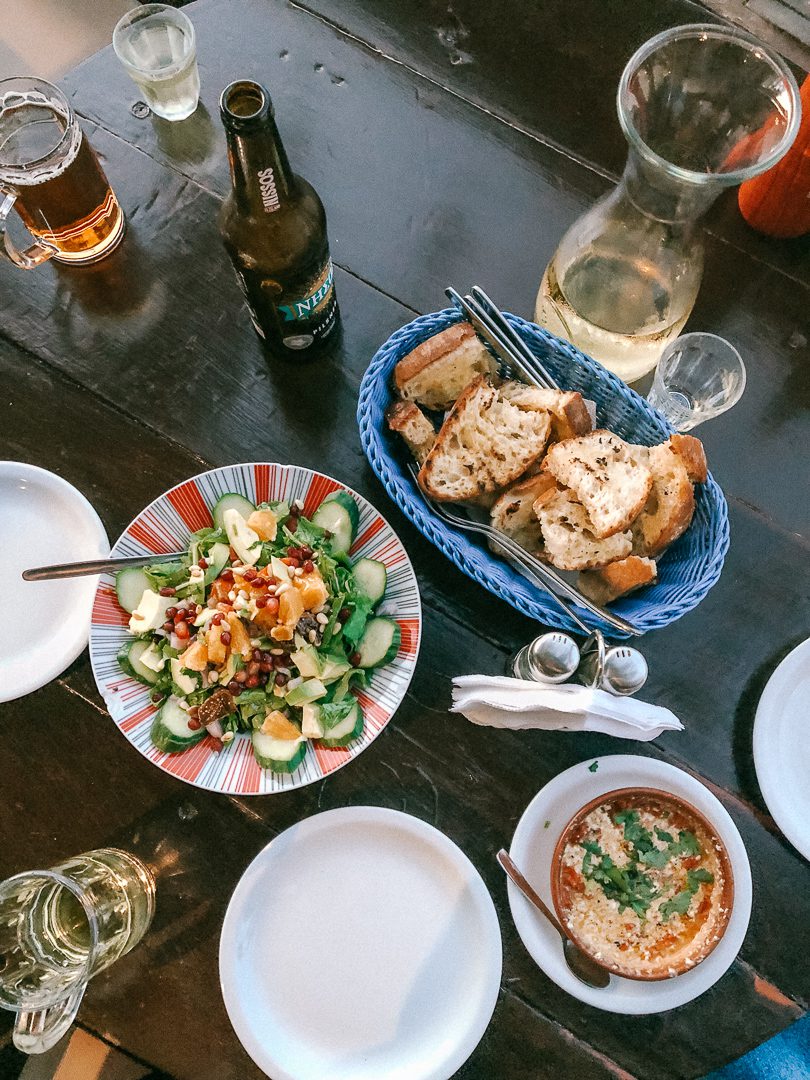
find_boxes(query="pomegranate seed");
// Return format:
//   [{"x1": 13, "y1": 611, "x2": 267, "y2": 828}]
[
  {"x1": 221, "y1": 631, "x2": 232, "y2": 646},
  {"x1": 264, "y1": 596, "x2": 279, "y2": 614},
  {"x1": 339, "y1": 607, "x2": 351, "y2": 622},
  {"x1": 273, "y1": 654, "x2": 287, "y2": 669},
  {"x1": 212, "y1": 613, "x2": 224, "y2": 626},
  {"x1": 227, "y1": 680, "x2": 241, "y2": 694},
  {"x1": 252, "y1": 648, "x2": 262, "y2": 661},
  {"x1": 220, "y1": 569, "x2": 234, "y2": 582},
  {"x1": 261, "y1": 652, "x2": 273, "y2": 663},
  {"x1": 260, "y1": 661, "x2": 273, "y2": 673},
  {"x1": 303, "y1": 560, "x2": 314, "y2": 574},
  {"x1": 255, "y1": 595, "x2": 269, "y2": 608},
  {"x1": 350, "y1": 651, "x2": 362, "y2": 667},
  {"x1": 162, "y1": 621, "x2": 174, "y2": 633},
  {"x1": 198, "y1": 558, "x2": 208, "y2": 568},
  {"x1": 243, "y1": 567, "x2": 257, "y2": 580},
  {"x1": 247, "y1": 661, "x2": 260, "y2": 677},
  {"x1": 275, "y1": 673, "x2": 289, "y2": 687},
  {"x1": 246, "y1": 675, "x2": 260, "y2": 689},
  {"x1": 151, "y1": 692, "x2": 163, "y2": 702},
  {"x1": 300, "y1": 546, "x2": 313, "y2": 559},
  {"x1": 165, "y1": 606, "x2": 177, "y2": 618},
  {"x1": 173, "y1": 608, "x2": 186, "y2": 622},
  {"x1": 188, "y1": 706, "x2": 200, "y2": 720},
  {"x1": 235, "y1": 670, "x2": 248, "y2": 683},
  {"x1": 175, "y1": 621, "x2": 190, "y2": 639},
  {"x1": 187, "y1": 717, "x2": 202, "y2": 731},
  {"x1": 159, "y1": 586, "x2": 176, "y2": 597},
  {"x1": 229, "y1": 547, "x2": 239, "y2": 561},
  {"x1": 211, "y1": 740, "x2": 224, "y2": 752},
  {"x1": 287, "y1": 519, "x2": 299, "y2": 533}
]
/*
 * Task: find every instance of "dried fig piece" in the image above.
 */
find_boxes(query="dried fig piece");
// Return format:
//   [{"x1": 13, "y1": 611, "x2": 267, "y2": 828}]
[{"x1": 198, "y1": 687, "x2": 235, "y2": 727}]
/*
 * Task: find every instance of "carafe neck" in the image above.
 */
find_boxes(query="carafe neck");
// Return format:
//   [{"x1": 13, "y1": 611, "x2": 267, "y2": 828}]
[{"x1": 620, "y1": 148, "x2": 722, "y2": 225}]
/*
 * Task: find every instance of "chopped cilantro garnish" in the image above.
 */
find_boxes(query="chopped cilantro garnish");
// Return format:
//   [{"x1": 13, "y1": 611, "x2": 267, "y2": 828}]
[
  {"x1": 660, "y1": 889, "x2": 694, "y2": 920},
  {"x1": 655, "y1": 827, "x2": 674, "y2": 844},
  {"x1": 687, "y1": 867, "x2": 714, "y2": 888},
  {"x1": 669, "y1": 830, "x2": 701, "y2": 857},
  {"x1": 543, "y1": 820, "x2": 551, "y2": 830},
  {"x1": 588, "y1": 761, "x2": 599, "y2": 773}
]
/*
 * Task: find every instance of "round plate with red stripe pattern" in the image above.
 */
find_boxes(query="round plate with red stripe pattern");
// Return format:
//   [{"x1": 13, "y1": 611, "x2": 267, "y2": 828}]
[{"x1": 89, "y1": 464, "x2": 421, "y2": 795}]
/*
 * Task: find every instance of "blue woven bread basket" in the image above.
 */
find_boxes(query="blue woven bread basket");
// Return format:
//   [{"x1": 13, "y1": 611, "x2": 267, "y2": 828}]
[{"x1": 357, "y1": 308, "x2": 729, "y2": 638}]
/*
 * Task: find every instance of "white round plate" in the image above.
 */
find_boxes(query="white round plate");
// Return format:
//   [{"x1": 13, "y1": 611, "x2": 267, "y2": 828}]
[
  {"x1": 1, "y1": 462, "x2": 108, "y2": 703},
  {"x1": 753, "y1": 638, "x2": 810, "y2": 862},
  {"x1": 507, "y1": 754, "x2": 752, "y2": 1014},
  {"x1": 219, "y1": 807, "x2": 502, "y2": 1080},
  {"x1": 89, "y1": 464, "x2": 421, "y2": 795}
]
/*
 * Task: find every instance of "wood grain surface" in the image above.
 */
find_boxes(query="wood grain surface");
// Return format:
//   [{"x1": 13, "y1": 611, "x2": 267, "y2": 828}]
[{"x1": 0, "y1": 2, "x2": 808, "y2": 1078}]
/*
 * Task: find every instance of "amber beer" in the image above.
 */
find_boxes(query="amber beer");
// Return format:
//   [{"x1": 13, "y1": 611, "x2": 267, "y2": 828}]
[
  {"x1": 0, "y1": 78, "x2": 124, "y2": 269},
  {"x1": 218, "y1": 80, "x2": 339, "y2": 357}
]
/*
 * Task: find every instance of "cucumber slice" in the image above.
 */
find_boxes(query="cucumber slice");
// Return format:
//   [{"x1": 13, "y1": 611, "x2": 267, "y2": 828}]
[
  {"x1": 319, "y1": 700, "x2": 364, "y2": 748},
  {"x1": 212, "y1": 493, "x2": 256, "y2": 532},
  {"x1": 351, "y1": 558, "x2": 387, "y2": 604},
  {"x1": 356, "y1": 617, "x2": 401, "y2": 668},
  {"x1": 116, "y1": 567, "x2": 152, "y2": 614},
  {"x1": 312, "y1": 491, "x2": 359, "y2": 555},
  {"x1": 251, "y1": 731, "x2": 307, "y2": 773},
  {"x1": 118, "y1": 639, "x2": 162, "y2": 685},
  {"x1": 151, "y1": 697, "x2": 205, "y2": 753}
]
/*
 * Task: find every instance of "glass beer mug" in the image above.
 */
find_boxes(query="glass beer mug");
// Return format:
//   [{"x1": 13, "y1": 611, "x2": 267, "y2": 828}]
[
  {"x1": 0, "y1": 848, "x2": 155, "y2": 1053},
  {"x1": 0, "y1": 77, "x2": 125, "y2": 269}
]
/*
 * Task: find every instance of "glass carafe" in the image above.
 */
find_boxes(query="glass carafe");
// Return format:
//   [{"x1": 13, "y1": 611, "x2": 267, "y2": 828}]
[{"x1": 535, "y1": 24, "x2": 801, "y2": 383}]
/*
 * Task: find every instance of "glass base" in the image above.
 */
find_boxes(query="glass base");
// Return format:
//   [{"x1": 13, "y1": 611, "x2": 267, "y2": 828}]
[{"x1": 52, "y1": 209, "x2": 126, "y2": 265}]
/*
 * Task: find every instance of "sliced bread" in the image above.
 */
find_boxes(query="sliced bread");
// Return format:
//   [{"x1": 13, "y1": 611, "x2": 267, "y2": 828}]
[
  {"x1": 499, "y1": 383, "x2": 593, "y2": 441},
  {"x1": 631, "y1": 443, "x2": 695, "y2": 557},
  {"x1": 386, "y1": 400, "x2": 436, "y2": 464},
  {"x1": 533, "y1": 487, "x2": 632, "y2": 571},
  {"x1": 418, "y1": 376, "x2": 552, "y2": 501},
  {"x1": 543, "y1": 430, "x2": 653, "y2": 538},
  {"x1": 394, "y1": 322, "x2": 497, "y2": 411},
  {"x1": 578, "y1": 555, "x2": 657, "y2": 605},
  {"x1": 669, "y1": 433, "x2": 708, "y2": 484},
  {"x1": 489, "y1": 473, "x2": 557, "y2": 553}
]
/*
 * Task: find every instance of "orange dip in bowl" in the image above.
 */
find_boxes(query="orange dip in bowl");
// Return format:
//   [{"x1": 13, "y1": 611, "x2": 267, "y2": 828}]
[{"x1": 551, "y1": 788, "x2": 734, "y2": 980}]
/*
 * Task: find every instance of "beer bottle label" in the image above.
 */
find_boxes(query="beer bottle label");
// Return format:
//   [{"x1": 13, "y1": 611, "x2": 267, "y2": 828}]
[{"x1": 232, "y1": 257, "x2": 338, "y2": 351}]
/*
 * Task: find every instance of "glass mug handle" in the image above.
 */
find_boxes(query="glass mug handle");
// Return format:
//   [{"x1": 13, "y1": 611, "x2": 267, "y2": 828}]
[
  {"x1": 0, "y1": 190, "x2": 58, "y2": 269},
  {"x1": 12, "y1": 982, "x2": 87, "y2": 1054}
]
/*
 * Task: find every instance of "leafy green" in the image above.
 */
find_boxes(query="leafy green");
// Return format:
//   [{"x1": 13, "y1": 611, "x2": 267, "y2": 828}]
[
  {"x1": 341, "y1": 596, "x2": 373, "y2": 646},
  {"x1": 580, "y1": 843, "x2": 658, "y2": 918},
  {"x1": 144, "y1": 561, "x2": 188, "y2": 589},
  {"x1": 328, "y1": 668, "x2": 367, "y2": 703},
  {"x1": 318, "y1": 699, "x2": 357, "y2": 732},
  {"x1": 284, "y1": 515, "x2": 326, "y2": 550}
]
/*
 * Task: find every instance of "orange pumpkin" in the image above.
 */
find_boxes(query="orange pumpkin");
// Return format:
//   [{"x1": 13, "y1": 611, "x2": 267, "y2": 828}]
[{"x1": 738, "y1": 74, "x2": 810, "y2": 239}]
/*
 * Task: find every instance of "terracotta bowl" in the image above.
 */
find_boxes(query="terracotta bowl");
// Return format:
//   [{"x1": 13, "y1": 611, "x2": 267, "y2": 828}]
[{"x1": 550, "y1": 787, "x2": 735, "y2": 981}]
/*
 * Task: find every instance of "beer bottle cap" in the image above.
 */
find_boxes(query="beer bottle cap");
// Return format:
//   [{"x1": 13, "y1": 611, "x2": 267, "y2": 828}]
[{"x1": 220, "y1": 80, "x2": 275, "y2": 131}]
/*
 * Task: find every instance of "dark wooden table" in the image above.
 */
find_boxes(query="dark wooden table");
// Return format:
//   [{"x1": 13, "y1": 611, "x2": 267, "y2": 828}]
[{"x1": 1, "y1": 2, "x2": 808, "y2": 1077}]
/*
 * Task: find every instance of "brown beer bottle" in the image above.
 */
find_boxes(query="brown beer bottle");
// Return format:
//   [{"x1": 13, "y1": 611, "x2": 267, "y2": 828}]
[{"x1": 218, "y1": 80, "x2": 339, "y2": 356}]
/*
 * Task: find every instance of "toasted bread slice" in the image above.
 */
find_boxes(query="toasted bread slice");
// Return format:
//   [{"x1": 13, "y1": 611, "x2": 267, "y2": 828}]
[
  {"x1": 543, "y1": 430, "x2": 653, "y2": 538},
  {"x1": 669, "y1": 433, "x2": 708, "y2": 484},
  {"x1": 631, "y1": 443, "x2": 695, "y2": 557},
  {"x1": 386, "y1": 400, "x2": 436, "y2": 465},
  {"x1": 418, "y1": 377, "x2": 551, "y2": 501},
  {"x1": 533, "y1": 487, "x2": 632, "y2": 571},
  {"x1": 489, "y1": 473, "x2": 557, "y2": 553},
  {"x1": 499, "y1": 383, "x2": 593, "y2": 442},
  {"x1": 394, "y1": 323, "x2": 497, "y2": 411},
  {"x1": 578, "y1": 556, "x2": 657, "y2": 606}
]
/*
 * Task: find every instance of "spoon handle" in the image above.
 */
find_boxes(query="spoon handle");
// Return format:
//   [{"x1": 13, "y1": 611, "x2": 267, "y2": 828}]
[
  {"x1": 496, "y1": 849, "x2": 566, "y2": 938},
  {"x1": 22, "y1": 551, "x2": 187, "y2": 581}
]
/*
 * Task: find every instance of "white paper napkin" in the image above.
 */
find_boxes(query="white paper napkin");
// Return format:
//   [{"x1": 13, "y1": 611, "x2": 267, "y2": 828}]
[{"x1": 451, "y1": 675, "x2": 682, "y2": 742}]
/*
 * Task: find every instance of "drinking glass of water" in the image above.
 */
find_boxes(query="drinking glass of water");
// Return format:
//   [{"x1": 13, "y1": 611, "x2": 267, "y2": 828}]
[
  {"x1": 646, "y1": 332, "x2": 746, "y2": 431},
  {"x1": 0, "y1": 848, "x2": 155, "y2": 1054},
  {"x1": 113, "y1": 3, "x2": 200, "y2": 122}
]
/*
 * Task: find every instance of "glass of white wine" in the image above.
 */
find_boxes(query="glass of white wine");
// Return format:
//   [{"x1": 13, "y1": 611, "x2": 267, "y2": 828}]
[
  {"x1": 113, "y1": 3, "x2": 200, "y2": 122},
  {"x1": 0, "y1": 848, "x2": 155, "y2": 1054}
]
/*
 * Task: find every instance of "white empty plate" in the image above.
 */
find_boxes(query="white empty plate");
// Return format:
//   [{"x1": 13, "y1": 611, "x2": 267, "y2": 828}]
[
  {"x1": 219, "y1": 807, "x2": 502, "y2": 1080},
  {"x1": 754, "y1": 638, "x2": 810, "y2": 861},
  {"x1": 507, "y1": 755, "x2": 752, "y2": 1014},
  {"x1": 0, "y1": 462, "x2": 109, "y2": 702}
]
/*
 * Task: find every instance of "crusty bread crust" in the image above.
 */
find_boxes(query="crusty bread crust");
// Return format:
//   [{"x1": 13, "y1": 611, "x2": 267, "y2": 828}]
[
  {"x1": 669, "y1": 433, "x2": 708, "y2": 484},
  {"x1": 533, "y1": 487, "x2": 632, "y2": 571},
  {"x1": 578, "y1": 555, "x2": 657, "y2": 605},
  {"x1": 394, "y1": 323, "x2": 476, "y2": 389},
  {"x1": 386, "y1": 400, "x2": 436, "y2": 464},
  {"x1": 499, "y1": 384, "x2": 593, "y2": 441},
  {"x1": 418, "y1": 376, "x2": 551, "y2": 501},
  {"x1": 489, "y1": 473, "x2": 557, "y2": 553},
  {"x1": 543, "y1": 430, "x2": 653, "y2": 539},
  {"x1": 631, "y1": 444, "x2": 694, "y2": 557}
]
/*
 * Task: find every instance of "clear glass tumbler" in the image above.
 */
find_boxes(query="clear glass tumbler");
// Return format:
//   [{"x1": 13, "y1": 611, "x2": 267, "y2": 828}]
[
  {"x1": 113, "y1": 4, "x2": 200, "y2": 122},
  {"x1": 647, "y1": 332, "x2": 746, "y2": 431},
  {"x1": 0, "y1": 848, "x2": 155, "y2": 1054}
]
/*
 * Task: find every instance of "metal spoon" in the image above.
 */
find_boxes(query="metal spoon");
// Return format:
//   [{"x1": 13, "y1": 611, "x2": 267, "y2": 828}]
[
  {"x1": 497, "y1": 849, "x2": 610, "y2": 989},
  {"x1": 22, "y1": 551, "x2": 187, "y2": 581}
]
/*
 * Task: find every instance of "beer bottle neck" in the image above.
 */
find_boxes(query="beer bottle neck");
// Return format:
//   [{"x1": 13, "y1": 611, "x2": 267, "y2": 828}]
[
  {"x1": 225, "y1": 119, "x2": 295, "y2": 217},
  {"x1": 220, "y1": 81, "x2": 295, "y2": 217}
]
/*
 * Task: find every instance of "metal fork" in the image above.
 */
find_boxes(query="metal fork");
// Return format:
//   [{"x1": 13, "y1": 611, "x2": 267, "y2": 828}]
[{"x1": 407, "y1": 464, "x2": 640, "y2": 637}]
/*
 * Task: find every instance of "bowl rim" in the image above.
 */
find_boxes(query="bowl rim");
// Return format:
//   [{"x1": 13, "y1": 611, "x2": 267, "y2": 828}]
[{"x1": 549, "y1": 785, "x2": 735, "y2": 981}]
